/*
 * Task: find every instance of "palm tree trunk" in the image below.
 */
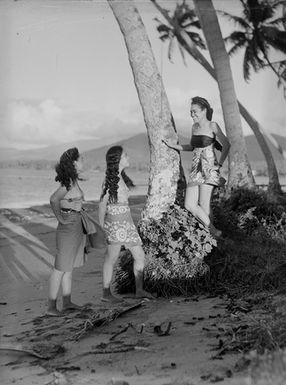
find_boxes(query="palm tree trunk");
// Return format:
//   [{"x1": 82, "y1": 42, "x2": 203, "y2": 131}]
[
  {"x1": 238, "y1": 104, "x2": 282, "y2": 195},
  {"x1": 283, "y1": 2, "x2": 286, "y2": 30},
  {"x1": 107, "y1": 0, "x2": 184, "y2": 221},
  {"x1": 193, "y1": 0, "x2": 255, "y2": 190}
]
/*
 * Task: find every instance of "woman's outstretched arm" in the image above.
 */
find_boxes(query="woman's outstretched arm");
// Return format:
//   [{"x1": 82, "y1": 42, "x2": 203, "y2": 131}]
[{"x1": 162, "y1": 139, "x2": 193, "y2": 151}]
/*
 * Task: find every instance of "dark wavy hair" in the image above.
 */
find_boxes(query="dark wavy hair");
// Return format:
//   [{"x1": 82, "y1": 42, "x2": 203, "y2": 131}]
[
  {"x1": 191, "y1": 96, "x2": 213, "y2": 121},
  {"x1": 100, "y1": 145, "x2": 134, "y2": 203},
  {"x1": 55, "y1": 147, "x2": 80, "y2": 190}
]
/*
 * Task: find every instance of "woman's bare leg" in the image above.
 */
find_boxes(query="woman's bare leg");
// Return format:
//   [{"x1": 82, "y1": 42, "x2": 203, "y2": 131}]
[
  {"x1": 129, "y1": 245, "x2": 154, "y2": 299},
  {"x1": 199, "y1": 184, "x2": 221, "y2": 237},
  {"x1": 185, "y1": 185, "x2": 221, "y2": 237},
  {"x1": 185, "y1": 185, "x2": 211, "y2": 227},
  {"x1": 61, "y1": 271, "x2": 83, "y2": 310},
  {"x1": 47, "y1": 268, "x2": 64, "y2": 315},
  {"x1": 102, "y1": 244, "x2": 123, "y2": 303}
]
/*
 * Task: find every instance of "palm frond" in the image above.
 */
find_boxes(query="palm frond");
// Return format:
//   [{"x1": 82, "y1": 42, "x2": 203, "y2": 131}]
[
  {"x1": 157, "y1": 23, "x2": 172, "y2": 35},
  {"x1": 260, "y1": 2, "x2": 275, "y2": 23},
  {"x1": 224, "y1": 31, "x2": 248, "y2": 56},
  {"x1": 269, "y1": 0, "x2": 286, "y2": 10},
  {"x1": 228, "y1": 41, "x2": 247, "y2": 57},
  {"x1": 246, "y1": 0, "x2": 273, "y2": 26},
  {"x1": 262, "y1": 27, "x2": 286, "y2": 54},
  {"x1": 243, "y1": 40, "x2": 265, "y2": 80},
  {"x1": 218, "y1": 10, "x2": 251, "y2": 30},
  {"x1": 159, "y1": 33, "x2": 171, "y2": 42},
  {"x1": 185, "y1": 31, "x2": 206, "y2": 49},
  {"x1": 167, "y1": 36, "x2": 176, "y2": 63},
  {"x1": 156, "y1": 23, "x2": 173, "y2": 42},
  {"x1": 181, "y1": 20, "x2": 201, "y2": 30},
  {"x1": 243, "y1": 46, "x2": 252, "y2": 81},
  {"x1": 252, "y1": 34, "x2": 269, "y2": 63},
  {"x1": 249, "y1": 38, "x2": 268, "y2": 68},
  {"x1": 268, "y1": 16, "x2": 286, "y2": 27},
  {"x1": 178, "y1": 43, "x2": 187, "y2": 66},
  {"x1": 178, "y1": 9, "x2": 198, "y2": 27}
]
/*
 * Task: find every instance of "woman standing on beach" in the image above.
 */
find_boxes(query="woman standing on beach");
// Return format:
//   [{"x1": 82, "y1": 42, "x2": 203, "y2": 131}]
[
  {"x1": 163, "y1": 96, "x2": 230, "y2": 238},
  {"x1": 98, "y1": 146, "x2": 153, "y2": 303},
  {"x1": 47, "y1": 147, "x2": 90, "y2": 316}
]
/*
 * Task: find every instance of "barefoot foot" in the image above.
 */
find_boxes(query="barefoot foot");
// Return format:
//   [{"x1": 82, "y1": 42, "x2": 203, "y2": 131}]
[
  {"x1": 45, "y1": 308, "x2": 62, "y2": 317},
  {"x1": 100, "y1": 294, "x2": 124, "y2": 304},
  {"x1": 135, "y1": 289, "x2": 155, "y2": 300},
  {"x1": 209, "y1": 223, "x2": 222, "y2": 238},
  {"x1": 62, "y1": 302, "x2": 86, "y2": 311}
]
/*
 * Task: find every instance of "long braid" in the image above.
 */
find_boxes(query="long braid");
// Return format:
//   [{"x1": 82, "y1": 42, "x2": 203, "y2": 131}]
[{"x1": 100, "y1": 146, "x2": 134, "y2": 203}]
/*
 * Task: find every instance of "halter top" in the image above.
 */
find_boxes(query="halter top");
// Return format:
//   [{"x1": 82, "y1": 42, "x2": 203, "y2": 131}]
[{"x1": 60, "y1": 183, "x2": 84, "y2": 212}]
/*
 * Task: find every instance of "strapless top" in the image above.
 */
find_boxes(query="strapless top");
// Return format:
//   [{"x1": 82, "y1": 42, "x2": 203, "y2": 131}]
[{"x1": 191, "y1": 135, "x2": 222, "y2": 151}]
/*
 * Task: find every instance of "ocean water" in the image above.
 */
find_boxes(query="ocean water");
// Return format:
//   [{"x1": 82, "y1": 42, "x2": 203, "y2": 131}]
[
  {"x1": 0, "y1": 168, "x2": 285, "y2": 209},
  {"x1": 0, "y1": 168, "x2": 149, "y2": 209}
]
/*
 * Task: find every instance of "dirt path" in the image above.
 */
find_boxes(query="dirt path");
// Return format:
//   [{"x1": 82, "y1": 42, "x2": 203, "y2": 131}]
[{"x1": 0, "y1": 204, "x2": 248, "y2": 385}]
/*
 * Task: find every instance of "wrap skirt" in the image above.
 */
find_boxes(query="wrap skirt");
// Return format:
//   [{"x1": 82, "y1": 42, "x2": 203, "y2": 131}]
[
  {"x1": 104, "y1": 203, "x2": 142, "y2": 248},
  {"x1": 55, "y1": 211, "x2": 86, "y2": 272}
]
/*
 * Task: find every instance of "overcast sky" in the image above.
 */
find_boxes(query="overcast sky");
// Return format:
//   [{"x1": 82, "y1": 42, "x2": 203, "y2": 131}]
[{"x1": 0, "y1": 0, "x2": 285, "y2": 149}]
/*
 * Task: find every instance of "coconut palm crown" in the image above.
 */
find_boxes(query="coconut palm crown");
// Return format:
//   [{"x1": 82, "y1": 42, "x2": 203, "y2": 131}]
[
  {"x1": 154, "y1": 0, "x2": 206, "y2": 64},
  {"x1": 222, "y1": 0, "x2": 286, "y2": 82}
]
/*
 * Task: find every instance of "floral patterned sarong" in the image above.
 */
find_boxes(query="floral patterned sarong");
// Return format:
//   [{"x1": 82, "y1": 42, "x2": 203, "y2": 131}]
[
  {"x1": 188, "y1": 135, "x2": 221, "y2": 187},
  {"x1": 104, "y1": 203, "x2": 142, "y2": 247}
]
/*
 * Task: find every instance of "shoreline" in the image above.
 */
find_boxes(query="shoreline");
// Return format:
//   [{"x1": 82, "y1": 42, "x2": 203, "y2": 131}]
[{"x1": 0, "y1": 195, "x2": 148, "y2": 212}]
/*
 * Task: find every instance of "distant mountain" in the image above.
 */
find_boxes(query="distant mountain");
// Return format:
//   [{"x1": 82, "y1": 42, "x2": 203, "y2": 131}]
[
  {"x1": 1, "y1": 132, "x2": 286, "y2": 172},
  {"x1": 82, "y1": 132, "x2": 286, "y2": 169},
  {"x1": 0, "y1": 134, "x2": 133, "y2": 162},
  {"x1": 82, "y1": 132, "x2": 193, "y2": 169},
  {"x1": 83, "y1": 133, "x2": 151, "y2": 169}
]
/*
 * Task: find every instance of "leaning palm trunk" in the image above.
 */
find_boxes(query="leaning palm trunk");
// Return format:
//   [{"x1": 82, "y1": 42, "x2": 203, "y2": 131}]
[
  {"x1": 238, "y1": 105, "x2": 282, "y2": 196},
  {"x1": 193, "y1": 0, "x2": 255, "y2": 190},
  {"x1": 151, "y1": 0, "x2": 284, "y2": 196},
  {"x1": 284, "y1": 3, "x2": 286, "y2": 30},
  {"x1": 107, "y1": 0, "x2": 182, "y2": 220}
]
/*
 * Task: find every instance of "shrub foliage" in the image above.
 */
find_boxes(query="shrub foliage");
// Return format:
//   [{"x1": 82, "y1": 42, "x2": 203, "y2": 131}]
[{"x1": 115, "y1": 204, "x2": 217, "y2": 296}]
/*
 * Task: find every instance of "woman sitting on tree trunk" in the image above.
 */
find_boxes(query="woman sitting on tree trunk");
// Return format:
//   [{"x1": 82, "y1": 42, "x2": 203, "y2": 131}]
[
  {"x1": 98, "y1": 145, "x2": 154, "y2": 303},
  {"x1": 163, "y1": 96, "x2": 230, "y2": 238}
]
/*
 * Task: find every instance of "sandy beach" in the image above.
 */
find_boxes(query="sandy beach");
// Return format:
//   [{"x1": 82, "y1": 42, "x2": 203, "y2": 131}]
[{"x1": 0, "y1": 198, "x2": 249, "y2": 385}]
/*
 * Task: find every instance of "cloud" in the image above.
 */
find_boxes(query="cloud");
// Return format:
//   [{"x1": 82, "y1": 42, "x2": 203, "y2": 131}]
[
  {"x1": 0, "y1": 99, "x2": 146, "y2": 149},
  {"x1": 3, "y1": 99, "x2": 70, "y2": 147},
  {"x1": 2, "y1": 93, "x2": 284, "y2": 150}
]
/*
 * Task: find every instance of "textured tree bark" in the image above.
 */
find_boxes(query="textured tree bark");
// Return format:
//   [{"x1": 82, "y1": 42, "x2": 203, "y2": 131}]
[
  {"x1": 107, "y1": 0, "x2": 185, "y2": 220},
  {"x1": 194, "y1": 0, "x2": 255, "y2": 190}
]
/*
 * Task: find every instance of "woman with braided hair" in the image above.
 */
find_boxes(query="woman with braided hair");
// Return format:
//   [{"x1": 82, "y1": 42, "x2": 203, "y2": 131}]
[
  {"x1": 99, "y1": 145, "x2": 153, "y2": 303},
  {"x1": 163, "y1": 96, "x2": 230, "y2": 238}
]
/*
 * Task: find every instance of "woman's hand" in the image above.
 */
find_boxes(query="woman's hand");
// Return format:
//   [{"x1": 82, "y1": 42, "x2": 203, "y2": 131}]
[{"x1": 162, "y1": 139, "x2": 182, "y2": 151}]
